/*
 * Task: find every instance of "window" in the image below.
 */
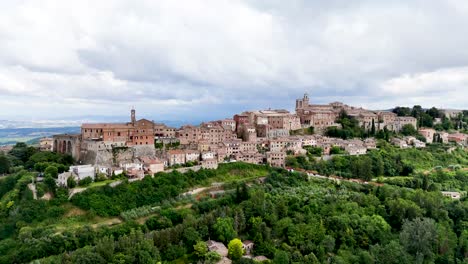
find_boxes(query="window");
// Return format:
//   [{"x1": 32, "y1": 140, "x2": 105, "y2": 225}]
[{"x1": 117, "y1": 132, "x2": 121, "y2": 136}]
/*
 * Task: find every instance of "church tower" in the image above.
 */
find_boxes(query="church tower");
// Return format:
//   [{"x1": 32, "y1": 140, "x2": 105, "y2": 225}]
[
  {"x1": 296, "y1": 93, "x2": 310, "y2": 110},
  {"x1": 131, "y1": 108, "x2": 136, "y2": 125}
]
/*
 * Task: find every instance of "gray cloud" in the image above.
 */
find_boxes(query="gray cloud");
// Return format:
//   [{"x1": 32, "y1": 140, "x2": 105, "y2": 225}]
[{"x1": 0, "y1": 0, "x2": 467, "y2": 122}]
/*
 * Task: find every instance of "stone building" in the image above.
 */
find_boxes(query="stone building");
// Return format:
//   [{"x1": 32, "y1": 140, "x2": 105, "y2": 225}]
[
  {"x1": 53, "y1": 134, "x2": 81, "y2": 159},
  {"x1": 201, "y1": 158, "x2": 218, "y2": 169},
  {"x1": 448, "y1": 133, "x2": 467, "y2": 145},
  {"x1": 185, "y1": 149, "x2": 200, "y2": 162},
  {"x1": 215, "y1": 119, "x2": 236, "y2": 132},
  {"x1": 154, "y1": 123, "x2": 176, "y2": 138},
  {"x1": 81, "y1": 109, "x2": 155, "y2": 146},
  {"x1": 234, "y1": 152, "x2": 264, "y2": 164},
  {"x1": 176, "y1": 125, "x2": 201, "y2": 145},
  {"x1": 266, "y1": 151, "x2": 286, "y2": 168},
  {"x1": 167, "y1": 149, "x2": 186, "y2": 166},
  {"x1": 176, "y1": 122, "x2": 235, "y2": 145},
  {"x1": 256, "y1": 124, "x2": 289, "y2": 139},
  {"x1": 39, "y1": 137, "x2": 54, "y2": 151},
  {"x1": 295, "y1": 93, "x2": 417, "y2": 133},
  {"x1": 418, "y1": 128, "x2": 436, "y2": 143}
]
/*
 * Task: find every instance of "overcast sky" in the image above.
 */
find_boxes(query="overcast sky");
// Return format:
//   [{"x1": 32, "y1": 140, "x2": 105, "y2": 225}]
[{"x1": 0, "y1": 0, "x2": 467, "y2": 123}]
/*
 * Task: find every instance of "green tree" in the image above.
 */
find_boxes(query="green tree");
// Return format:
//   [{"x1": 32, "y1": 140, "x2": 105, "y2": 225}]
[
  {"x1": 193, "y1": 241, "x2": 208, "y2": 259},
  {"x1": 95, "y1": 235, "x2": 114, "y2": 262},
  {"x1": 330, "y1": 146, "x2": 344, "y2": 155},
  {"x1": 71, "y1": 246, "x2": 106, "y2": 264},
  {"x1": 44, "y1": 175, "x2": 57, "y2": 194},
  {"x1": 401, "y1": 124, "x2": 418, "y2": 136},
  {"x1": 183, "y1": 227, "x2": 201, "y2": 247},
  {"x1": 213, "y1": 217, "x2": 237, "y2": 243},
  {"x1": 206, "y1": 252, "x2": 222, "y2": 263},
  {"x1": 393, "y1": 106, "x2": 412, "y2": 116},
  {"x1": 228, "y1": 238, "x2": 244, "y2": 260},
  {"x1": 67, "y1": 176, "x2": 77, "y2": 188},
  {"x1": 274, "y1": 250, "x2": 290, "y2": 264},
  {"x1": 400, "y1": 217, "x2": 438, "y2": 263},
  {"x1": 0, "y1": 154, "x2": 11, "y2": 174},
  {"x1": 371, "y1": 118, "x2": 376, "y2": 135},
  {"x1": 78, "y1": 177, "x2": 93, "y2": 186},
  {"x1": 44, "y1": 165, "x2": 58, "y2": 178}
]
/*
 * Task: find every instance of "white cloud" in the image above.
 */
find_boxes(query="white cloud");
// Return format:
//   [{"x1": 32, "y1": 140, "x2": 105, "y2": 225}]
[{"x1": 0, "y1": 0, "x2": 467, "y2": 122}]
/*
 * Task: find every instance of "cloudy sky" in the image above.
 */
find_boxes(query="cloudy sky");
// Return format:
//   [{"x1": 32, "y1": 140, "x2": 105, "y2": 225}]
[{"x1": 0, "y1": 0, "x2": 467, "y2": 123}]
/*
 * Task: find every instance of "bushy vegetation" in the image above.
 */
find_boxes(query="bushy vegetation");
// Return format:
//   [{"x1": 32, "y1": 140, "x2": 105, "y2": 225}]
[
  {"x1": 0, "y1": 142, "x2": 466, "y2": 264},
  {"x1": 10, "y1": 168, "x2": 467, "y2": 264},
  {"x1": 325, "y1": 110, "x2": 367, "y2": 139},
  {"x1": 121, "y1": 205, "x2": 160, "y2": 221},
  {"x1": 393, "y1": 106, "x2": 468, "y2": 130},
  {"x1": 71, "y1": 163, "x2": 267, "y2": 217},
  {"x1": 287, "y1": 142, "x2": 468, "y2": 180}
]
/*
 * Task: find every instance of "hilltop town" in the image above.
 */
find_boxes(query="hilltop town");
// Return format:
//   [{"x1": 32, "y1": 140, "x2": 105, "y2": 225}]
[{"x1": 21, "y1": 93, "x2": 465, "y2": 185}]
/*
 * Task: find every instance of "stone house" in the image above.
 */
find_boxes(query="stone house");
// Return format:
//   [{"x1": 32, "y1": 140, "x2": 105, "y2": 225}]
[
  {"x1": 418, "y1": 128, "x2": 436, "y2": 143},
  {"x1": 201, "y1": 158, "x2": 218, "y2": 169},
  {"x1": 345, "y1": 146, "x2": 367, "y2": 155},
  {"x1": 185, "y1": 150, "x2": 200, "y2": 163},
  {"x1": 242, "y1": 240, "x2": 254, "y2": 255},
  {"x1": 266, "y1": 151, "x2": 286, "y2": 168},
  {"x1": 140, "y1": 157, "x2": 165, "y2": 174},
  {"x1": 167, "y1": 149, "x2": 186, "y2": 166},
  {"x1": 391, "y1": 138, "x2": 408, "y2": 149}
]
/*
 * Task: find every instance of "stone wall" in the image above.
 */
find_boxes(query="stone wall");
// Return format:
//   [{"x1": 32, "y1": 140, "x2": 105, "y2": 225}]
[
  {"x1": 79, "y1": 141, "x2": 142, "y2": 166},
  {"x1": 165, "y1": 165, "x2": 202, "y2": 174}
]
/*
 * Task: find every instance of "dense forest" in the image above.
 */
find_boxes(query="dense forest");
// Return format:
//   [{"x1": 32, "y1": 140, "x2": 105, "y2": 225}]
[{"x1": 0, "y1": 142, "x2": 467, "y2": 263}]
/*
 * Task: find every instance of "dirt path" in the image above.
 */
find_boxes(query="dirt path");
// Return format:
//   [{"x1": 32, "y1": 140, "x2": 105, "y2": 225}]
[{"x1": 27, "y1": 183, "x2": 37, "y2": 200}]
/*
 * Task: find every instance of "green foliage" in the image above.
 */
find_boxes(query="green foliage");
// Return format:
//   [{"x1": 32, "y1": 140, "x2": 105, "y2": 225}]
[
  {"x1": 8, "y1": 142, "x2": 38, "y2": 164},
  {"x1": 44, "y1": 165, "x2": 58, "y2": 178},
  {"x1": 145, "y1": 215, "x2": 173, "y2": 230},
  {"x1": 122, "y1": 205, "x2": 160, "y2": 221},
  {"x1": 273, "y1": 250, "x2": 290, "y2": 264},
  {"x1": 71, "y1": 163, "x2": 268, "y2": 217},
  {"x1": 214, "y1": 217, "x2": 237, "y2": 243},
  {"x1": 194, "y1": 241, "x2": 208, "y2": 259},
  {"x1": 393, "y1": 106, "x2": 412, "y2": 117},
  {"x1": 228, "y1": 238, "x2": 244, "y2": 260},
  {"x1": 400, "y1": 217, "x2": 438, "y2": 263},
  {"x1": 401, "y1": 124, "x2": 418, "y2": 136},
  {"x1": 325, "y1": 110, "x2": 366, "y2": 139},
  {"x1": 67, "y1": 176, "x2": 77, "y2": 188},
  {"x1": 303, "y1": 146, "x2": 322, "y2": 157},
  {"x1": 0, "y1": 152, "x2": 466, "y2": 264},
  {"x1": 330, "y1": 146, "x2": 345, "y2": 155},
  {"x1": 0, "y1": 154, "x2": 12, "y2": 174},
  {"x1": 78, "y1": 177, "x2": 93, "y2": 187},
  {"x1": 44, "y1": 175, "x2": 57, "y2": 194}
]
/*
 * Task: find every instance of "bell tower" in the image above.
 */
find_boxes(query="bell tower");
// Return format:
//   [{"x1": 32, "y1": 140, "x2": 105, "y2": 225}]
[
  {"x1": 131, "y1": 107, "x2": 136, "y2": 125},
  {"x1": 296, "y1": 92, "x2": 310, "y2": 110},
  {"x1": 303, "y1": 93, "x2": 309, "y2": 106}
]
